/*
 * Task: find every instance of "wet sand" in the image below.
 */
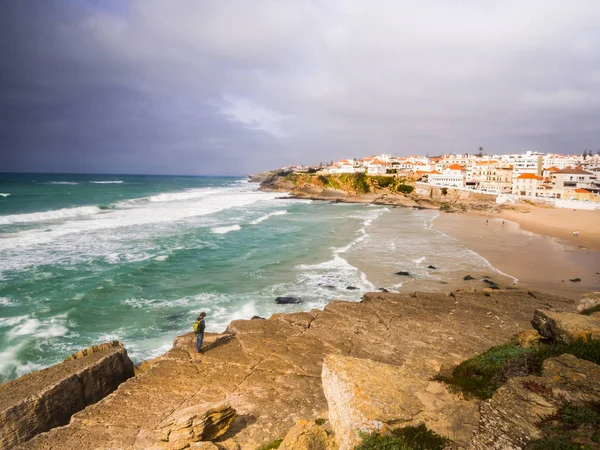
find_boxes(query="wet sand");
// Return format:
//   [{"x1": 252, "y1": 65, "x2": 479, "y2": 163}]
[{"x1": 433, "y1": 213, "x2": 600, "y2": 299}]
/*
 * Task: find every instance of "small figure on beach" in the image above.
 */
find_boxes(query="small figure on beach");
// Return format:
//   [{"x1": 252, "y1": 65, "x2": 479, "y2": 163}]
[
  {"x1": 486, "y1": 219, "x2": 488, "y2": 224},
  {"x1": 573, "y1": 230, "x2": 579, "y2": 237},
  {"x1": 193, "y1": 312, "x2": 206, "y2": 353}
]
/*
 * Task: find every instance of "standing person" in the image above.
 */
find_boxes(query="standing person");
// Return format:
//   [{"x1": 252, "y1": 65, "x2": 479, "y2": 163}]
[{"x1": 193, "y1": 312, "x2": 206, "y2": 353}]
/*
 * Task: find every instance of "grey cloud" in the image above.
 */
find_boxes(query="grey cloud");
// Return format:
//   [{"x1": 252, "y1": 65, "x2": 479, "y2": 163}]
[{"x1": 2, "y1": 0, "x2": 600, "y2": 175}]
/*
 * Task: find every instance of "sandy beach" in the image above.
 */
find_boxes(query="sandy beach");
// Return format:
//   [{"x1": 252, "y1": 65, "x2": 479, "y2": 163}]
[
  {"x1": 497, "y1": 207, "x2": 600, "y2": 251},
  {"x1": 434, "y1": 212, "x2": 600, "y2": 299}
]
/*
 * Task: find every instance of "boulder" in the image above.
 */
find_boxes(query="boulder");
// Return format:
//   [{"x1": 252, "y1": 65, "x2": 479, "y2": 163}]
[
  {"x1": 0, "y1": 341, "x2": 134, "y2": 450},
  {"x1": 278, "y1": 420, "x2": 336, "y2": 450},
  {"x1": 275, "y1": 296, "x2": 303, "y2": 304},
  {"x1": 569, "y1": 277, "x2": 581, "y2": 282},
  {"x1": 155, "y1": 402, "x2": 236, "y2": 450},
  {"x1": 395, "y1": 271, "x2": 410, "y2": 276},
  {"x1": 577, "y1": 292, "x2": 600, "y2": 312},
  {"x1": 531, "y1": 309, "x2": 600, "y2": 343},
  {"x1": 346, "y1": 286, "x2": 359, "y2": 290},
  {"x1": 378, "y1": 288, "x2": 390, "y2": 293},
  {"x1": 428, "y1": 265, "x2": 437, "y2": 269},
  {"x1": 469, "y1": 354, "x2": 600, "y2": 449},
  {"x1": 322, "y1": 355, "x2": 478, "y2": 450},
  {"x1": 463, "y1": 275, "x2": 475, "y2": 281},
  {"x1": 468, "y1": 375, "x2": 557, "y2": 449},
  {"x1": 512, "y1": 329, "x2": 543, "y2": 348}
]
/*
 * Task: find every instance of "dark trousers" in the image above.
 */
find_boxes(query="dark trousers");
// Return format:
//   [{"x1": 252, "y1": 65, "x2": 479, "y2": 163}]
[{"x1": 195, "y1": 332, "x2": 204, "y2": 352}]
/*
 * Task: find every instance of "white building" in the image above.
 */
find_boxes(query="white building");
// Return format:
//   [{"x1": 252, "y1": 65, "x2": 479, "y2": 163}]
[
  {"x1": 428, "y1": 164, "x2": 467, "y2": 188},
  {"x1": 512, "y1": 173, "x2": 543, "y2": 196},
  {"x1": 366, "y1": 160, "x2": 389, "y2": 175},
  {"x1": 500, "y1": 151, "x2": 544, "y2": 176}
]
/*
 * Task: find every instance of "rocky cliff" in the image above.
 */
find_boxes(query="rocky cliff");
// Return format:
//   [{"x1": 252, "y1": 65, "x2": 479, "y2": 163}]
[
  {"x1": 11, "y1": 289, "x2": 584, "y2": 449},
  {"x1": 0, "y1": 341, "x2": 134, "y2": 450}
]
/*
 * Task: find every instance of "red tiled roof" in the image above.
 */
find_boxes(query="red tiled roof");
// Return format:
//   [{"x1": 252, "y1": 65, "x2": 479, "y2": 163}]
[
  {"x1": 517, "y1": 173, "x2": 543, "y2": 180},
  {"x1": 448, "y1": 164, "x2": 466, "y2": 171}
]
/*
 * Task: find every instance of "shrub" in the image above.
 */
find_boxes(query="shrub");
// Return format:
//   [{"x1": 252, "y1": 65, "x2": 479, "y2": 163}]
[
  {"x1": 369, "y1": 175, "x2": 396, "y2": 189},
  {"x1": 356, "y1": 424, "x2": 447, "y2": 450},
  {"x1": 353, "y1": 173, "x2": 370, "y2": 194},
  {"x1": 528, "y1": 434, "x2": 593, "y2": 450},
  {"x1": 440, "y1": 187, "x2": 448, "y2": 195},
  {"x1": 307, "y1": 168, "x2": 318, "y2": 173},
  {"x1": 396, "y1": 184, "x2": 414, "y2": 194},
  {"x1": 439, "y1": 342, "x2": 533, "y2": 399},
  {"x1": 561, "y1": 404, "x2": 600, "y2": 427}
]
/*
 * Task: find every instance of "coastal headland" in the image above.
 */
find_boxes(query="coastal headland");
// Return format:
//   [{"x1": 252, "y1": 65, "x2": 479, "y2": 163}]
[
  {"x1": 255, "y1": 170, "x2": 600, "y2": 299},
  {"x1": 5, "y1": 288, "x2": 598, "y2": 449}
]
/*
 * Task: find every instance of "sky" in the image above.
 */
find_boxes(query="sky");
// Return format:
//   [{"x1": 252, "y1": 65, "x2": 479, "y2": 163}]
[{"x1": 1, "y1": 1, "x2": 600, "y2": 176}]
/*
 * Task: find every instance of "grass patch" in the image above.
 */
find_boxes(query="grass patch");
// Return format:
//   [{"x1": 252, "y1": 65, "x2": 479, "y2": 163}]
[
  {"x1": 439, "y1": 337, "x2": 600, "y2": 399},
  {"x1": 580, "y1": 304, "x2": 600, "y2": 316},
  {"x1": 256, "y1": 438, "x2": 283, "y2": 450},
  {"x1": 356, "y1": 424, "x2": 447, "y2": 450}
]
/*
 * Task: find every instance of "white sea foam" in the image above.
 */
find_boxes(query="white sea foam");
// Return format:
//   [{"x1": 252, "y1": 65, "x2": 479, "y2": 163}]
[
  {"x1": 47, "y1": 181, "x2": 78, "y2": 185},
  {"x1": 0, "y1": 297, "x2": 15, "y2": 306},
  {"x1": 145, "y1": 188, "x2": 219, "y2": 203},
  {"x1": 211, "y1": 224, "x2": 242, "y2": 234},
  {"x1": 414, "y1": 256, "x2": 426, "y2": 264},
  {"x1": 0, "y1": 193, "x2": 10, "y2": 197},
  {"x1": 249, "y1": 210, "x2": 287, "y2": 225},
  {"x1": 0, "y1": 205, "x2": 101, "y2": 225},
  {"x1": 90, "y1": 180, "x2": 124, "y2": 184},
  {"x1": 154, "y1": 255, "x2": 169, "y2": 262}
]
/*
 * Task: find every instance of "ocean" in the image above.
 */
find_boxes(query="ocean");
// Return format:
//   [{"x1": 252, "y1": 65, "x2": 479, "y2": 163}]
[{"x1": 0, "y1": 173, "x2": 511, "y2": 383}]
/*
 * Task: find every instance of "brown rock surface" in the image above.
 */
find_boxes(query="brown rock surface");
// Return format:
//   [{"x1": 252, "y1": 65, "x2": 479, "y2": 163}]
[
  {"x1": 278, "y1": 419, "x2": 336, "y2": 450},
  {"x1": 322, "y1": 354, "x2": 478, "y2": 450},
  {"x1": 0, "y1": 341, "x2": 133, "y2": 450},
  {"x1": 16, "y1": 290, "x2": 573, "y2": 450},
  {"x1": 512, "y1": 329, "x2": 543, "y2": 348},
  {"x1": 532, "y1": 309, "x2": 600, "y2": 343},
  {"x1": 577, "y1": 291, "x2": 600, "y2": 312},
  {"x1": 468, "y1": 354, "x2": 600, "y2": 450}
]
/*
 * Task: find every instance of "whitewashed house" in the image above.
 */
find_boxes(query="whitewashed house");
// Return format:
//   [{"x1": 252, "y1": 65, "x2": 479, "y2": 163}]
[{"x1": 428, "y1": 164, "x2": 467, "y2": 188}]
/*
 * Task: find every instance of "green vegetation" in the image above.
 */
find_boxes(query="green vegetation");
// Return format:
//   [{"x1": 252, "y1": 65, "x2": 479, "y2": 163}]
[
  {"x1": 527, "y1": 402, "x2": 600, "y2": 450},
  {"x1": 580, "y1": 304, "x2": 600, "y2": 316},
  {"x1": 440, "y1": 187, "x2": 448, "y2": 195},
  {"x1": 355, "y1": 424, "x2": 448, "y2": 450},
  {"x1": 256, "y1": 438, "x2": 283, "y2": 450},
  {"x1": 314, "y1": 418, "x2": 326, "y2": 426},
  {"x1": 396, "y1": 184, "x2": 414, "y2": 194},
  {"x1": 439, "y1": 337, "x2": 600, "y2": 399}
]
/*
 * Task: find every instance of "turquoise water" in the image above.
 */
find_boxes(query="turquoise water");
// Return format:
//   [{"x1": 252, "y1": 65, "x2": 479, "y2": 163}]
[
  {"x1": 0, "y1": 174, "x2": 509, "y2": 383},
  {"x1": 0, "y1": 174, "x2": 386, "y2": 382}
]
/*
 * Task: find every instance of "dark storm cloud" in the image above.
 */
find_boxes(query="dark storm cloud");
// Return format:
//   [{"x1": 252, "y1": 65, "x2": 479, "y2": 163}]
[{"x1": 2, "y1": 1, "x2": 600, "y2": 175}]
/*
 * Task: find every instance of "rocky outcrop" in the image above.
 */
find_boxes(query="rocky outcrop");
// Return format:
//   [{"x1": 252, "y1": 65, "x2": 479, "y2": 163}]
[
  {"x1": 577, "y1": 291, "x2": 600, "y2": 312},
  {"x1": 155, "y1": 402, "x2": 236, "y2": 450},
  {"x1": 278, "y1": 419, "x2": 336, "y2": 450},
  {"x1": 532, "y1": 309, "x2": 600, "y2": 343},
  {"x1": 0, "y1": 341, "x2": 133, "y2": 450},
  {"x1": 322, "y1": 354, "x2": 478, "y2": 450},
  {"x1": 17, "y1": 290, "x2": 574, "y2": 450},
  {"x1": 468, "y1": 354, "x2": 600, "y2": 450}
]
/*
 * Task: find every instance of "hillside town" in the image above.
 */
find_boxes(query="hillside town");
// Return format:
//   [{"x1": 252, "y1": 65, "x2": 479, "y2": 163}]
[{"x1": 285, "y1": 151, "x2": 600, "y2": 202}]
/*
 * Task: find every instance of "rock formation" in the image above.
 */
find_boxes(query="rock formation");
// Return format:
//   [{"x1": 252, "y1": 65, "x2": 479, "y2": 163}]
[
  {"x1": 532, "y1": 309, "x2": 600, "y2": 343},
  {"x1": 0, "y1": 341, "x2": 133, "y2": 450},
  {"x1": 14, "y1": 290, "x2": 574, "y2": 449}
]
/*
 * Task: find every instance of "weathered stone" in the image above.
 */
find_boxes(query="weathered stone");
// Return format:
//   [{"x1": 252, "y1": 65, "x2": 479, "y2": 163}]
[
  {"x1": 0, "y1": 341, "x2": 133, "y2": 450},
  {"x1": 577, "y1": 291, "x2": 600, "y2": 312},
  {"x1": 19, "y1": 290, "x2": 574, "y2": 450},
  {"x1": 278, "y1": 420, "x2": 336, "y2": 450},
  {"x1": 541, "y1": 354, "x2": 600, "y2": 403},
  {"x1": 531, "y1": 309, "x2": 600, "y2": 343},
  {"x1": 156, "y1": 403, "x2": 236, "y2": 450},
  {"x1": 463, "y1": 275, "x2": 475, "y2": 281},
  {"x1": 322, "y1": 354, "x2": 478, "y2": 450},
  {"x1": 469, "y1": 354, "x2": 600, "y2": 450},
  {"x1": 395, "y1": 271, "x2": 410, "y2": 276},
  {"x1": 468, "y1": 376, "x2": 557, "y2": 449},
  {"x1": 512, "y1": 329, "x2": 543, "y2": 348},
  {"x1": 190, "y1": 443, "x2": 219, "y2": 450}
]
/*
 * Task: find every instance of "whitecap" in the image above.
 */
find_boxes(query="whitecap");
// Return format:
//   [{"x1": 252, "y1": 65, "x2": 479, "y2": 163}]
[
  {"x1": 0, "y1": 205, "x2": 101, "y2": 225},
  {"x1": 90, "y1": 180, "x2": 124, "y2": 184},
  {"x1": 250, "y1": 210, "x2": 288, "y2": 225},
  {"x1": 47, "y1": 181, "x2": 78, "y2": 185},
  {"x1": 211, "y1": 224, "x2": 241, "y2": 234},
  {"x1": 0, "y1": 297, "x2": 15, "y2": 306},
  {"x1": 414, "y1": 256, "x2": 426, "y2": 264},
  {"x1": 0, "y1": 193, "x2": 10, "y2": 197},
  {"x1": 154, "y1": 255, "x2": 169, "y2": 262}
]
